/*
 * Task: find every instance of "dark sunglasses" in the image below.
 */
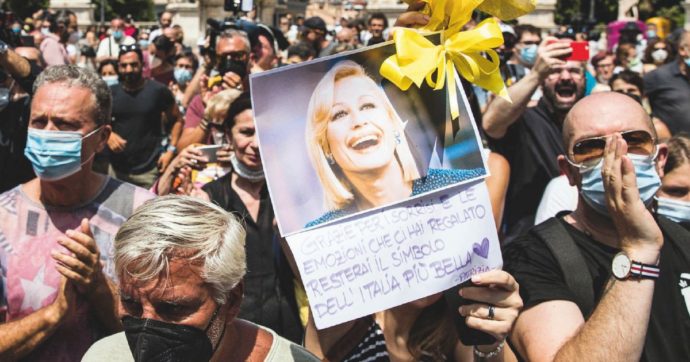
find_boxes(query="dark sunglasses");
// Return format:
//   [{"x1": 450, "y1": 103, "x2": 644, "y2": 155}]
[{"x1": 567, "y1": 130, "x2": 656, "y2": 168}]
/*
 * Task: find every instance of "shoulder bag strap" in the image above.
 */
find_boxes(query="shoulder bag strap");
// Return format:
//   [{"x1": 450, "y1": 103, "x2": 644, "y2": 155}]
[{"x1": 531, "y1": 218, "x2": 595, "y2": 318}]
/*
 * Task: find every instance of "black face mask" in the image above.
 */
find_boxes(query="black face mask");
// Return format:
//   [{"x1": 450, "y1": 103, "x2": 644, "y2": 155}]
[{"x1": 122, "y1": 316, "x2": 214, "y2": 362}]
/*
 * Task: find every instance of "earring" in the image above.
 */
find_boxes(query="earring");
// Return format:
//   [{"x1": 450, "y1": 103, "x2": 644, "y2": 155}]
[
  {"x1": 325, "y1": 153, "x2": 335, "y2": 165},
  {"x1": 394, "y1": 131, "x2": 402, "y2": 145}
]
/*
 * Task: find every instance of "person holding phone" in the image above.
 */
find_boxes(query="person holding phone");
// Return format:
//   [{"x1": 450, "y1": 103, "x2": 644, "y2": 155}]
[
  {"x1": 154, "y1": 89, "x2": 242, "y2": 196},
  {"x1": 483, "y1": 36, "x2": 587, "y2": 242}
]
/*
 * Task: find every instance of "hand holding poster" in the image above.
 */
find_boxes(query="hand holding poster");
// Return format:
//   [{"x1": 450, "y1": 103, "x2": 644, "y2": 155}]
[
  {"x1": 251, "y1": 34, "x2": 501, "y2": 330},
  {"x1": 287, "y1": 180, "x2": 501, "y2": 329}
]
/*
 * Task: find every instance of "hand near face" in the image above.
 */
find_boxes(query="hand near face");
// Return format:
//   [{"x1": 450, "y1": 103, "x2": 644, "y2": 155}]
[
  {"x1": 458, "y1": 270, "x2": 523, "y2": 342},
  {"x1": 222, "y1": 71, "x2": 243, "y2": 91},
  {"x1": 51, "y1": 218, "x2": 107, "y2": 296},
  {"x1": 602, "y1": 134, "x2": 663, "y2": 259},
  {"x1": 107, "y1": 131, "x2": 127, "y2": 153},
  {"x1": 533, "y1": 37, "x2": 573, "y2": 79}
]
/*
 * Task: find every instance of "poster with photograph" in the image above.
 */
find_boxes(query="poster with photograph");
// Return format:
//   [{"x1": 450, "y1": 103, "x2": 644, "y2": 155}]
[
  {"x1": 286, "y1": 180, "x2": 502, "y2": 329},
  {"x1": 251, "y1": 36, "x2": 488, "y2": 236}
]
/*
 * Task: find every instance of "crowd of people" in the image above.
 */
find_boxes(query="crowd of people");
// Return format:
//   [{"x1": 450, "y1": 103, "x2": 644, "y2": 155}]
[{"x1": 0, "y1": 2, "x2": 689, "y2": 361}]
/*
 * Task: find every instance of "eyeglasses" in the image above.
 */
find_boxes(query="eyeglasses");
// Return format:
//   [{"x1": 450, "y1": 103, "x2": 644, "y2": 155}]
[{"x1": 567, "y1": 130, "x2": 656, "y2": 169}]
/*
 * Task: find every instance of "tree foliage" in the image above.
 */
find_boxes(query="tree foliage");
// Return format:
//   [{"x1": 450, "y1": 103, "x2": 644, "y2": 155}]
[{"x1": 91, "y1": 0, "x2": 154, "y2": 23}]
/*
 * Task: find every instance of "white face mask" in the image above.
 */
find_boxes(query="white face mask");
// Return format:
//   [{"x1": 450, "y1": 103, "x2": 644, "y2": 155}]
[
  {"x1": 656, "y1": 197, "x2": 690, "y2": 223},
  {"x1": 651, "y1": 49, "x2": 668, "y2": 63}
]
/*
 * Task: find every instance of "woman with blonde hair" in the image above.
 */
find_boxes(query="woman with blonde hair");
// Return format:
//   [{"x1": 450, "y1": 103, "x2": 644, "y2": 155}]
[{"x1": 305, "y1": 60, "x2": 484, "y2": 226}]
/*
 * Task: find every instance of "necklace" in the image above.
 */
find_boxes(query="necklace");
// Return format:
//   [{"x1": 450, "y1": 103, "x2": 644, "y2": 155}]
[{"x1": 230, "y1": 153, "x2": 265, "y2": 182}]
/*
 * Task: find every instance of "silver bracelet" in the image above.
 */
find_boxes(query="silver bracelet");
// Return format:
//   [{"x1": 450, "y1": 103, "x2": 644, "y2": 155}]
[{"x1": 473, "y1": 340, "x2": 505, "y2": 359}]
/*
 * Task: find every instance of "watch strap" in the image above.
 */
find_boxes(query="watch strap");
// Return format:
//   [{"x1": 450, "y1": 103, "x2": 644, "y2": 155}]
[{"x1": 630, "y1": 261, "x2": 660, "y2": 279}]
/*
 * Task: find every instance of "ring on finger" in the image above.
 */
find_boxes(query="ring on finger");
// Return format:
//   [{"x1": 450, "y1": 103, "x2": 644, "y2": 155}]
[{"x1": 488, "y1": 305, "x2": 495, "y2": 320}]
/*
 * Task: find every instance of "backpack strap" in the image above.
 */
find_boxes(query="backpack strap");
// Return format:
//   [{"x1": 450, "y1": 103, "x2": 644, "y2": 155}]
[{"x1": 530, "y1": 218, "x2": 595, "y2": 318}]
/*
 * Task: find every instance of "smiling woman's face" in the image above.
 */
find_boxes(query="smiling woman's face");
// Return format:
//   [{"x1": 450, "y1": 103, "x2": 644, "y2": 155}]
[{"x1": 326, "y1": 75, "x2": 397, "y2": 175}]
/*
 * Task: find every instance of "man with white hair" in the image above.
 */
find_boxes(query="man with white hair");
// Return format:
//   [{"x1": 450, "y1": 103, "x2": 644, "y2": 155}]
[
  {"x1": 83, "y1": 196, "x2": 318, "y2": 361},
  {"x1": 0, "y1": 65, "x2": 153, "y2": 360}
]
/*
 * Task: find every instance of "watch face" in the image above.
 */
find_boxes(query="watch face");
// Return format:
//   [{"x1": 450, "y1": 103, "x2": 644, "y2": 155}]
[{"x1": 612, "y1": 253, "x2": 631, "y2": 279}]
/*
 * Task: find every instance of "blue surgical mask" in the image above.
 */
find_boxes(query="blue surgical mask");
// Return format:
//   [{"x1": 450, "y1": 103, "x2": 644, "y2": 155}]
[
  {"x1": 174, "y1": 68, "x2": 193, "y2": 85},
  {"x1": 646, "y1": 30, "x2": 656, "y2": 39},
  {"x1": 656, "y1": 197, "x2": 690, "y2": 223},
  {"x1": 102, "y1": 75, "x2": 119, "y2": 86},
  {"x1": 684, "y1": 57, "x2": 690, "y2": 68},
  {"x1": 11, "y1": 27, "x2": 21, "y2": 34},
  {"x1": 41, "y1": 27, "x2": 51, "y2": 36},
  {"x1": 580, "y1": 154, "x2": 661, "y2": 216},
  {"x1": 520, "y1": 44, "x2": 538, "y2": 65},
  {"x1": 24, "y1": 127, "x2": 101, "y2": 181},
  {"x1": 113, "y1": 30, "x2": 124, "y2": 41},
  {"x1": 138, "y1": 39, "x2": 149, "y2": 49}
]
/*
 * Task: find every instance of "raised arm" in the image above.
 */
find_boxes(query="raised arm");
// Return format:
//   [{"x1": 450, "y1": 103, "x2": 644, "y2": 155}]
[{"x1": 483, "y1": 39, "x2": 572, "y2": 139}]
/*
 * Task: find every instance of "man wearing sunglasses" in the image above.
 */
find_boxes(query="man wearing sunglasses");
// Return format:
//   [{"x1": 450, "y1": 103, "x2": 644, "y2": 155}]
[
  {"x1": 484, "y1": 37, "x2": 586, "y2": 242},
  {"x1": 504, "y1": 92, "x2": 690, "y2": 362}
]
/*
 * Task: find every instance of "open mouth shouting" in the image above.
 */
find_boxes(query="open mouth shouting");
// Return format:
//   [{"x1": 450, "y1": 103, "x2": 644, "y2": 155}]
[{"x1": 555, "y1": 81, "x2": 578, "y2": 103}]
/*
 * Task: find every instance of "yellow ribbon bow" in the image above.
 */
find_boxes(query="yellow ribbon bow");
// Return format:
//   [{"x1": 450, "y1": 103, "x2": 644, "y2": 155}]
[{"x1": 380, "y1": 17, "x2": 509, "y2": 120}]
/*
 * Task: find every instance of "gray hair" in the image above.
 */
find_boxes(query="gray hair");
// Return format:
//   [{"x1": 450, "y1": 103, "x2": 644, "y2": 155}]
[
  {"x1": 217, "y1": 29, "x2": 251, "y2": 53},
  {"x1": 33, "y1": 65, "x2": 112, "y2": 126},
  {"x1": 114, "y1": 195, "x2": 247, "y2": 305}
]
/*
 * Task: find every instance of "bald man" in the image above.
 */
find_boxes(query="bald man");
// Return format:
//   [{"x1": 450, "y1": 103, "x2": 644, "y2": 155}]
[
  {"x1": 503, "y1": 92, "x2": 690, "y2": 361},
  {"x1": 645, "y1": 31, "x2": 690, "y2": 134}
]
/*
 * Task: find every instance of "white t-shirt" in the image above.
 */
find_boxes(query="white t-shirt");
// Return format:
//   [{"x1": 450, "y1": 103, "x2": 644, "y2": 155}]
[{"x1": 534, "y1": 175, "x2": 578, "y2": 225}]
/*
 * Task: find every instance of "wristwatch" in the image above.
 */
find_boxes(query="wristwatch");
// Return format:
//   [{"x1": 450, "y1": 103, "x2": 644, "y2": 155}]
[
  {"x1": 611, "y1": 252, "x2": 660, "y2": 280},
  {"x1": 0, "y1": 40, "x2": 8, "y2": 55}
]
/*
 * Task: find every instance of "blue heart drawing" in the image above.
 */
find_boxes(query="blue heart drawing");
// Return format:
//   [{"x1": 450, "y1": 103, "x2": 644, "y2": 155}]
[{"x1": 473, "y1": 238, "x2": 490, "y2": 259}]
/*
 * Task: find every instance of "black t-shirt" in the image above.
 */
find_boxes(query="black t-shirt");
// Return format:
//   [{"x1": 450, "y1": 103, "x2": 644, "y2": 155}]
[
  {"x1": 0, "y1": 96, "x2": 34, "y2": 192},
  {"x1": 203, "y1": 173, "x2": 303, "y2": 343},
  {"x1": 644, "y1": 61, "x2": 690, "y2": 134},
  {"x1": 109, "y1": 80, "x2": 174, "y2": 173},
  {"x1": 487, "y1": 98, "x2": 565, "y2": 241},
  {"x1": 504, "y1": 216, "x2": 690, "y2": 361}
]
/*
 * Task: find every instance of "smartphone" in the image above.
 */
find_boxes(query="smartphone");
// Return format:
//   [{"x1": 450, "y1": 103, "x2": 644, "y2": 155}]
[
  {"x1": 547, "y1": 39, "x2": 589, "y2": 62},
  {"x1": 567, "y1": 41, "x2": 589, "y2": 61},
  {"x1": 197, "y1": 144, "x2": 222, "y2": 163},
  {"x1": 444, "y1": 281, "x2": 497, "y2": 346}
]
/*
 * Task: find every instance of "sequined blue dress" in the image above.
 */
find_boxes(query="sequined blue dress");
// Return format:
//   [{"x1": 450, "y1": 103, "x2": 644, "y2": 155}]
[{"x1": 306, "y1": 167, "x2": 485, "y2": 228}]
